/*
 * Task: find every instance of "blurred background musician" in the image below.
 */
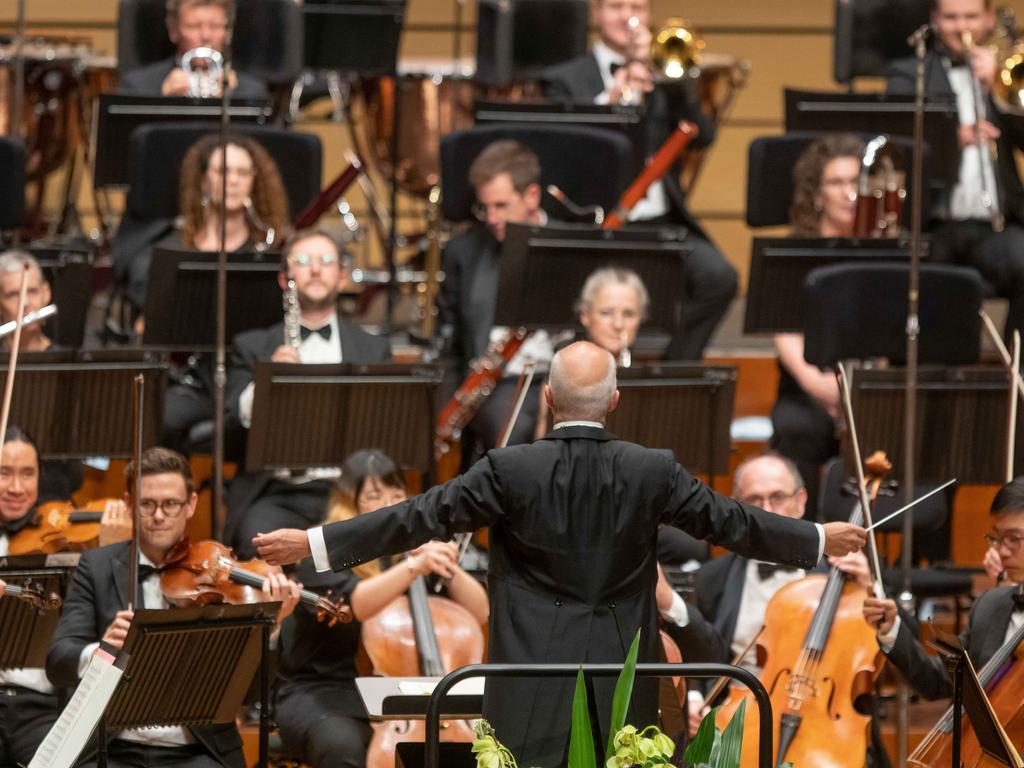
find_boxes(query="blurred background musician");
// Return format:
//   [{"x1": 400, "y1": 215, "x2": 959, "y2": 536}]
[
  {"x1": 541, "y1": 0, "x2": 737, "y2": 361},
  {"x1": 276, "y1": 449, "x2": 487, "y2": 768},
  {"x1": 46, "y1": 447, "x2": 299, "y2": 768},
  {"x1": 438, "y1": 140, "x2": 553, "y2": 455},
  {"x1": 118, "y1": 0, "x2": 266, "y2": 98},
  {"x1": 887, "y1": 0, "x2": 1024, "y2": 345},
  {"x1": 770, "y1": 134, "x2": 863, "y2": 520},
  {"x1": 223, "y1": 230, "x2": 391, "y2": 559},
  {"x1": 0, "y1": 250, "x2": 53, "y2": 354}
]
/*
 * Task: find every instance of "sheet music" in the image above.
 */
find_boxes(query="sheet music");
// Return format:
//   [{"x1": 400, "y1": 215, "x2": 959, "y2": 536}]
[{"x1": 28, "y1": 646, "x2": 127, "y2": 768}]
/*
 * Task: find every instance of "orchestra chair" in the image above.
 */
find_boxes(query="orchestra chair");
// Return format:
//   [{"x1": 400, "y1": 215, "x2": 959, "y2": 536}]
[
  {"x1": 117, "y1": 0, "x2": 304, "y2": 88},
  {"x1": 439, "y1": 124, "x2": 634, "y2": 224},
  {"x1": 0, "y1": 137, "x2": 25, "y2": 234},
  {"x1": 833, "y1": 0, "x2": 930, "y2": 84}
]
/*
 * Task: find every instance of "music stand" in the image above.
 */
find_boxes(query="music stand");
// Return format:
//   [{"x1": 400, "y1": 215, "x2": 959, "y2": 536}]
[
  {"x1": 23, "y1": 244, "x2": 94, "y2": 349},
  {"x1": 93, "y1": 94, "x2": 272, "y2": 188},
  {"x1": 605, "y1": 363, "x2": 736, "y2": 479},
  {"x1": 142, "y1": 247, "x2": 284, "y2": 350},
  {"x1": 783, "y1": 90, "x2": 959, "y2": 189},
  {"x1": 0, "y1": 353, "x2": 167, "y2": 459},
  {"x1": 246, "y1": 363, "x2": 443, "y2": 474},
  {"x1": 494, "y1": 223, "x2": 689, "y2": 336},
  {"x1": 744, "y1": 237, "x2": 921, "y2": 334},
  {"x1": 0, "y1": 553, "x2": 77, "y2": 670},
  {"x1": 99, "y1": 604, "x2": 279, "y2": 768},
  {"x1": 301, "y1": 0, "x2": 404, "y2": 75}
]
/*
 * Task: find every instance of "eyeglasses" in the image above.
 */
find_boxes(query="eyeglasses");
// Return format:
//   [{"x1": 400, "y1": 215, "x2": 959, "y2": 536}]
[
  {"x1": 984, "y1": 532, "x2": 1024, "y2": 552},
  {"x1": 139, "y1": 498, "x2": 189, "y2": 517},
  {"x1": 287, "y1": 252, "x2": 340, "y2": 268},
  {"x1": 740, "y1": 489, "x2": 800, "y2": 509}
]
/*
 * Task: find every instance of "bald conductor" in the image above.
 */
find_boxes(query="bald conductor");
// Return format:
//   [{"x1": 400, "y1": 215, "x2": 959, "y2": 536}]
[{"x1": 255, "y1": 341, "x2": 866, "y2": 766}]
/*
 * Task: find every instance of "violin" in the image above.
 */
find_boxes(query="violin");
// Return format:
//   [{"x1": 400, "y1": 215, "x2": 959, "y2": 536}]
[
  {"x1": 8, "y1": 498, "x2": 121, "y2": 555},
  {"x1": 1, "y1": 581, "x2": 62, "y2": 610},
  {"x1": 715, "y1": 452, "x2": 891, "y2": 767},
  {"x1": 160, "y1": 539, "x2": 352, "y2": 625},
  {"x1": 361, "y1": 571, "x2": 485, "y2": 768}
]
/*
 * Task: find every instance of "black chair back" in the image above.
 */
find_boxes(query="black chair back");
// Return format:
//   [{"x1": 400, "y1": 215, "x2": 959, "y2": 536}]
[{"x1": 0, "y1": 138, "x2": 26, "y2": 231}]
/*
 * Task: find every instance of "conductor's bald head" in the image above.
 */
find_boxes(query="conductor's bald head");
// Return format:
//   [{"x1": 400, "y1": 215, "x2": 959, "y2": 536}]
[{"x1": 545, "y1": 342, "x2": 620, "y2": 424}]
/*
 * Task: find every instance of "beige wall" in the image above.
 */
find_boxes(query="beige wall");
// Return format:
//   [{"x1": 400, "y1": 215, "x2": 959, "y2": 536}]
[{"x1": 5, "y1": 0, "x2": 1024, "y2": 287}]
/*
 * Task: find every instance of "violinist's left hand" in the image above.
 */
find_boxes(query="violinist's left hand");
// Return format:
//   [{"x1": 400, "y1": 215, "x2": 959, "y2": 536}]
[
  {"x1": 260, "y1": 572, "x2": 302, "y2": 624},
  {"x1": 99, "y1": 500, "x2": 133, "y2": 547},
  {"x1": 829, "y1": 551, "x2": 873, "y2": 590},
  {"x1": 253, "y1": 529, "x2": 311, "y2": 566}
]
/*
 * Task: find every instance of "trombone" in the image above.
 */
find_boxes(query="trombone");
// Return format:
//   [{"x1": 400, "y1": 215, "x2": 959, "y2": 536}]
[
  {"x1": 619, "y1": 17, "x2": 705, "y2": 105},
  {"x1": 961, "y1": 29, "x2": 1005, "y2": 232}
]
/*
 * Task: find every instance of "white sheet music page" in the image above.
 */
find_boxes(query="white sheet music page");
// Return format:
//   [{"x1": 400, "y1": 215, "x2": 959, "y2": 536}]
[{"x1": 28, "y1": 646, "x2": 127, "y2": 768}]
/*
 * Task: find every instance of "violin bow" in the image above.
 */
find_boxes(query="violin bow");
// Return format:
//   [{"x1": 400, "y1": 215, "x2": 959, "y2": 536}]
[
  {"x1": 128, "y1": 373, "x2": 145, "y2": 612},
  {"x1": 837, "y1": 363, "x2": 887, "y2": 600},
  {"x1": 0, "y1": 264, "x2": 31, "y2": 475},
  {"x1": 1008, "y1": 332, "x2": 1020, "y2": 484}
]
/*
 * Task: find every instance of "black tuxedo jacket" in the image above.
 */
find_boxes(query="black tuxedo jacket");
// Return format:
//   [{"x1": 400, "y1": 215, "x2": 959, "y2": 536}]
[
  {"x1": 542, "y1": 52, "x2": 715, "y2": 236},
  {"x1": 886, "y1": 53, "x2": 1024, "y2": 226},
  {"x1": 885, "y1": 584, "x2": 1020, "y2": 701},
  {"x1": 118, "y1": 56, "x2": 268, "y2": 99},
  {"x1": 439, "y1": 224, "x2": 501, "y2": 382},
  {"x1": 225, "y1": 318, "x2": 391, "y2": 515},
  {"x1": 317, "y1": 424, "x2": 821, "y2": 766},
  {"x1": 46, "y1": 542, "x2": 246, "y2": 767}
]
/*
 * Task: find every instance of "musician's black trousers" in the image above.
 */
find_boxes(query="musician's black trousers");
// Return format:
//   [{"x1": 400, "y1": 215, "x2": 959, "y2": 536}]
[
  {"x1": 76, "y1": 740, "x2": 221, "y2": 767},
  {"x1": 0, "y1": 686, "x2": 58, "y2": 768}
]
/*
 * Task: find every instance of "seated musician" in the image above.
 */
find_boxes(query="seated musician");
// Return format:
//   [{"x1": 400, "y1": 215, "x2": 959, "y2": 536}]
[
  {"x1": 771, "y1": 133, "x2": 862, "y2": 518},
  {"x1": 439, "y1": 140, "x2": 553, "y2": 455},
  {"x1": 684, "y1": 454, "x2": 872, "y2": 732},
  {"x1": 46, "y1": 447, "x2": 300, "y2": 768},
  {"x1": 887, "y1": 0, "x2": 1024, "y2": 346},
  {"x1": 0, "y1": 249, "x2": 53, "y2": 353},
  {"x1": 0, "y1": 426, "x2": 128, "y2": 768},
  {"x1": 118, "y1": 0, "x2": 266, "y2": 98},
  {"x1": 541, "y1": 0, "x2": 737, "y2": 361},
  {"x1": 223, "y1": 230, "x2": 391, "y2": 558},
  {"x1": 864, "y1": 476, "x2": 1024, "y2": 700},
  {"x1": 276, "y1": 449, "x2": 487, "y2": 768}
]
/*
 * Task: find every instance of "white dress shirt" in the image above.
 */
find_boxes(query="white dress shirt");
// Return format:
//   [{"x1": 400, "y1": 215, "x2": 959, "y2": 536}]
[{"x1": 946, "y1": 62, "x2": 1001, "y2": 221}]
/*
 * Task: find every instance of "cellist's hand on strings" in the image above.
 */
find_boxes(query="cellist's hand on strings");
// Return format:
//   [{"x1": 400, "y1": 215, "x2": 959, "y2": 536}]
[
  {"x1": 821, "y1": 521, "x2": 868, "y2": 557},
  {"x1": 406, "y1": 541, "x2": 459, "y2": 580},
  {"x1": 828, "y1": 551, "x2": 873, "y2": 590},
  {"x1": 102, "y1": 609, "x2": 135, "y2": 650},
  {"x1": 98, "y1": 499, "x2": 133, "y2": 547},
  {"x1": 862, "y1": 596, "x2": 897, "y2": 635},
  {"x1": 253, "y1": 528, "x2": 311, "y2": 566}
]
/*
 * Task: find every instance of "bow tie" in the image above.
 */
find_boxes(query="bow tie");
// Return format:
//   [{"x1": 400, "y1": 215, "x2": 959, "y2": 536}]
[
  {"x1": 137, "y1": 563, "x2": 160, "y2": 581},
  {"x1": 757, "y1": 562, "x2": 799, "y2": 581},
  {"x1": 1013, "y1": 589, "x2": 1024, "y2": 612},
  {"x1": 300, "y1": 324, "x2": 332, "y2": 342},
  {"x1": 610, "y1": 62, "x2": 623, "y2": 75}
]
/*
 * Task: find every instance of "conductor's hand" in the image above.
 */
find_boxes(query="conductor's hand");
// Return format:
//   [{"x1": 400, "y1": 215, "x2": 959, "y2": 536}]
[
  {"x1": 99, "y1": 499, "x2": 133, "y2": 547},
  {"x1": 407, "y1": 541, "x2": 458, "y2": 580},
  {"x1": 271, "y1": 345, "x2": 301, "y2": 363},
  {"x1": 655, "y1": 563, "x2": 675, "y2": 613},
  {"x1": 260, "y1": 571, "x2": 303, "y2": 624},
  {"x1": 253, "y1": 529, "x2": 311, "y2": 566},
  {"x1": 862, "y1": 595, "x2": 897, "y2": 635},
  {"x1": 102, "y1": 609, "x2": 134, "y2": 650},
  {"x1": 822, "y1": 521, "x2": 867, "y2": 557}
]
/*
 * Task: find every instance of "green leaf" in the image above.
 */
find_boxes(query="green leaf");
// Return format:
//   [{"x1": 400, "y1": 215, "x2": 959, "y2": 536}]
[
  {"x1": 568, "y1": 667, "x2": 597, "y2": 768},
  {"x1": 605, "y1": 628, "x2": 641, "y2": 762},
  {"x1": 712, "y1": 698, "x2": 746, "y2": 768},
  {"x1": 683, "y1": 705, "x2": 718, "y2": 765}
]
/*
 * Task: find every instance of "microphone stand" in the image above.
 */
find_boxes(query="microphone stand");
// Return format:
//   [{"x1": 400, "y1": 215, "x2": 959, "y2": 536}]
[
  {"x1": 212, "y1": 7, "x2": 237, "y2": 538},
  {"x1": 896, "y1": 22, "x2": 930, "y2": 766}
]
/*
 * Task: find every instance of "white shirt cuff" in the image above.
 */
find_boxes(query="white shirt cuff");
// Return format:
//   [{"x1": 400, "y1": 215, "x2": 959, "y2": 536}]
[
  {"x1": 77, "y1": 642, "x2": 101, "y2": 677},
  {"x1": 814, "y1": 523, "x2": 825, "y2": 562},
  {"x1": 877, "y1": 615, "x2": 901, "y2": 652},
  {"x1": 659, "y1": 590, "x2": 690, "y2": 627},
  {"x1": 308, "y1": 526, "x2": 330, "y2": 572},
  {"x1": 238, "y1": 381, "x2": 256, "y2": 429}
]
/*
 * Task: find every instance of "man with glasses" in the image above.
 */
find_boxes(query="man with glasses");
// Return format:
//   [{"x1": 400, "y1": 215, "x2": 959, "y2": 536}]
[
  {"x1": 222, "y1": 229, "x2": 391, "y2": 558},
  {"x1": 863, "y1": 476, "x2": 1024, "y2": 700},
  {"x1": 118, "y1": 0, "x2": 266, "y2": 99},
  {"x1": 439, "y1": 140, "x2": 554, "y2": 456},
  {"x1": 47, "y1": 446, "x2": 299, "y2": 768}
]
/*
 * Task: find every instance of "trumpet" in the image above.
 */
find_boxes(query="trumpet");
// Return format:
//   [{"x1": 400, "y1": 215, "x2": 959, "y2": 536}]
[{"x1": 180, "y1": 46, "x2": 224, "y2": 98}]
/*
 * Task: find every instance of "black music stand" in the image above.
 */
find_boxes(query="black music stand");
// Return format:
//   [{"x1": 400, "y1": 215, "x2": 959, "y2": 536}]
[
  {"x1": 0, "y1": 353, "x2": 167, "y2": 459},
  {"x1": 97, "y1": 604, "x2": 279, "y2": 768},
  {"x1": 0, "y1": 137, "x2": 25, "y2": 231},
  {"x1": 246, "y1": 363, "x2": 443, "y2": 475},
  {"x1": 605, "y1": 363, "x2": 736, "y2": 479},
  {"x1": 494, "y1": 223, "x2": 689, "y2": 336},
  {"x1": 93, "y1": 94, "x2": 272, "y2": 188},
  {"x1": 0, "y1": 554, "x2": 76, "y2": 670},
  {"x1": 302, "y1": 0, "x2": 404, "y2": 75},
  {"x1": 743, "y1": 237, "x2": 922, "y2": 334},
  {"x1": 142, "y1": 247, "x2": 284, "y2": 349},
  {"x1": 24, "y1": 244, "x2": 94, "y2": 349}
]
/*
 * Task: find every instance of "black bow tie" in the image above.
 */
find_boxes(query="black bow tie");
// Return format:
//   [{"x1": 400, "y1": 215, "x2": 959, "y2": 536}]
[
  {"x1": 1013, "y1": 589, "x2": 1024, "y2": 612},
  {"x1": 610, "y1": 62, "x2": 623, "y2": 75},
  {"x1": 300, "y1": 324, "x2": 332, "y2": 342},
  {"x1": 757, "y1": 562, "x2": 799, "y2": 581},
  {"x1": 137, "y1": 563, "x2": 160, "y2": 581}
]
